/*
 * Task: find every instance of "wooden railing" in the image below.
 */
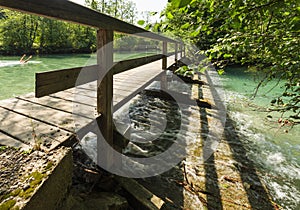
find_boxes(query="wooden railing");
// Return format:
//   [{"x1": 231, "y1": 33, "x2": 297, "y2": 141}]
[{"x1": 0, "y1": 0, "x2": 184, "y2": 165}]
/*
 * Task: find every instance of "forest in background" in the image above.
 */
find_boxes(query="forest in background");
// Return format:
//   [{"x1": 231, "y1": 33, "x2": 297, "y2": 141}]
[{"x1": 0, "y1": 0, "x2": 159, "y2": 55}]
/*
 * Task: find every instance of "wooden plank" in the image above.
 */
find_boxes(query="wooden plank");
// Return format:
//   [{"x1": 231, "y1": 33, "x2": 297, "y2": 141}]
[
  {"x1": 36, "y1": 65, "x2": 98, "y2": 97},
  {"x1": 113, "y1": 72, "x2": 163, "y2": 111},
  {"x1": 0, "y1": 107, "x2": 73, "y2": 151},
  {"x1": 1, "y1": 96, "x2": 97, "y2": 134},
  {"x1": 36, "y1": 55, "x2": 175, "y2": 98},
  {"x1": 18, "y1": 94, "x2": 96, "y2": 120},
  {"x1": 0, "y1": 131, "x2": 30, "y2": 150},
  {"x1": 0, "y1": 98, "x2": 75, "y2": 132},
  {"x1": 0, "y1": 0, "x2": 178, "y2": 43},
  {"x1": 96, "y1": 29, "x2": 114, "y2": 167}
]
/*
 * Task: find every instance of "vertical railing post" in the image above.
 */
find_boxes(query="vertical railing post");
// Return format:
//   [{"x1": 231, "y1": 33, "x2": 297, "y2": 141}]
[
  {"x1": 96, "y1": 29, "x2": 114, "y2": 168},
  {"x1": 161, "y1": 41, "x2": 168, "y2": 90},
  {"x1": 162, "y1": 41, "x2": 167, "y2": 70},
  {"x1": 180, "y1": 44, "x2": 183, "y2": 59},
  {"x1": 183, "y1": 44, "x2": 186, "y2": 57},
  {"x1": 175, "y1": 43, "x2": 178, "y2": 65}
]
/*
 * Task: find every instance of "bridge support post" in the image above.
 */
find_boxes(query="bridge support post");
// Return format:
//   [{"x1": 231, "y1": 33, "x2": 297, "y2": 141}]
[
  {"x1": 162, "y1": 41, "x2": 167, "y2": 70},
  {"x1": 96, "y1": 29, "x2": 114, "y2": 168},
  {"x1": 175, "y1": 43, "x2": 178, "y2": 65},
  {"x1": 161, "y1": 41, "x2": 168, "y2": 90},
  {"x1": 180, "y1": 44, "x2": 183, "y2": 59}
]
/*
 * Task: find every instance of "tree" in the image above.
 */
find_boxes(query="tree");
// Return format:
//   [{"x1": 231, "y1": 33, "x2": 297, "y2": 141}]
[
  {"x1": 160, "y1": 0, "x2": 300, "y2": 123},
  {"x1": 85, "y1": 0, "x2": 137, "y2": 23},
  {"x1": 0, "y1": 10, "x2": 39, "y2": 53},
  {"x1": 0, "y1": 9, "x2": 96, "y2": 54}
]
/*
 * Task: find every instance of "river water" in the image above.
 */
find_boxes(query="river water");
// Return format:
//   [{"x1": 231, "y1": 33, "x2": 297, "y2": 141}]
[
  {"x1": 221, "y1": 67, "x2": 300, "y2": 209},
  {"x1": 0, "y1": 55, "x2": 299, "y2": 208},
  {"x1": 0, "y1": 52, "x2": 155, "y2": 100}
]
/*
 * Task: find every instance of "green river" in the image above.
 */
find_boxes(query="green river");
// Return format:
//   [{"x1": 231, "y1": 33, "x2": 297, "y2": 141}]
[{"x1": 0, "y1": 54, "x2": 299, "y2": 209}]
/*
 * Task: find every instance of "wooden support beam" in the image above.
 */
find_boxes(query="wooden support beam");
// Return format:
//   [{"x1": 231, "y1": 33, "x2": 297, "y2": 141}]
[
  {"x1": 162, "y1": 41, "x2": 167, "y2": 70},
  {"x1": 96, "y1": 29, "x2": 114, "y2": 168}
]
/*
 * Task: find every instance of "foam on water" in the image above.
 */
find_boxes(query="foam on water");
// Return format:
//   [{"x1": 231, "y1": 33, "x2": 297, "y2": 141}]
[
  {"x1": 0, "y1": 60, "x2": 41, "y2": 67},
  {"x1": 223, "y1": 84, "x2": 300, "y2": 209}
]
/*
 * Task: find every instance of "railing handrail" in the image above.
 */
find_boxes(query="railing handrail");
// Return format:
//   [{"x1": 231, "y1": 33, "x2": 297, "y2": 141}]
[{"x1": 0, "y1": 0, "x2": 180, "y2": 44}]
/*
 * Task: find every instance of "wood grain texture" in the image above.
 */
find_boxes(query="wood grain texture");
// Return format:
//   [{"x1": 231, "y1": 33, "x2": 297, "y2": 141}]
[
  {"x1": 36, "y1": 54, "x2": 166, "y2": 97},
  {"x1": 96, "y1": 29, "x2": 114, "y2": 166}
]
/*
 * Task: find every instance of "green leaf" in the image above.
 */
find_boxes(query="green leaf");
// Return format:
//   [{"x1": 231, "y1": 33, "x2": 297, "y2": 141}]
[
  {"x1": 171, "y1": 0, "x2": 192, "y2": 8},
  {"x1": 217, "y1": 69, "x2": 225, "y2": 75},
  {"x1": 166, "y1": 12, "x2": 174, "y2": 20},
  {"x1": 145, "y1": 24, "x2": 151, "y2": 30},
  {"x1": 223, "y1": 54, "x2": 232, "y2": 58},
  {"x1": 190, "y1": 30, "x2": 200, "y2": 37},
  {"x1": 181, "y1": 22, "x2": 190, "y2": 29},
  {"x1": 137, "y1": 20, "x2": 145, "y2": 26}
]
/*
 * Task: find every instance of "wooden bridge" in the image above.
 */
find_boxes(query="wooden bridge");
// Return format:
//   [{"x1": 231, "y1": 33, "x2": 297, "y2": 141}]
[{"x1": 0, "y1": 0, "x2": 184, "y2": 159}]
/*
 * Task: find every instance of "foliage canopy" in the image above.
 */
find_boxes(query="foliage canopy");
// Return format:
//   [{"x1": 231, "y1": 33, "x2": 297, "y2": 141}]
[{"x1": 159, "y1": 0, "x2": 300, "y2": 122}]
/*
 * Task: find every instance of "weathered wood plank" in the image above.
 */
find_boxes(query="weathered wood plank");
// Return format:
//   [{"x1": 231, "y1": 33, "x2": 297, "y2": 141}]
[
  {"x1": 0, "y1": 107, "x2": 74, "y2": 151},
  {"x1": 36, "y1": 54, "x2": 166, "y2": 97},
  {"x1": 0, "y1": 96, "x2": 98, "y2": 135},
  {"x1": 0, "y1": 131, "x2": 30, "y2": 150},
  {"x1": 112, "y1": 54, "x2": 164, "y2": 75},
  {"x1": 0, "y1": 98, "x2": 74, "y2": 132},
  {"x1": 18, "y1": 94, "x2": 96, "y2": 120},
  {"x1": 0, "y1": 0, "x2": 178, "y2": 43},
  {"x1": 36, "y1": 65, "x2": 98, "y2": 97}
]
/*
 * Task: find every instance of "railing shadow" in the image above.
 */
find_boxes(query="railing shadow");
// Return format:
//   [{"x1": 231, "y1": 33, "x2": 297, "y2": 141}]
[
  {"x1": 201, "y1": 70, "x2": 275, "y2": 210},
  {"x1": 224, "y1": 116, "x2": 275, "y2": 209},
  {"x1": 198, "y1": 85, "x2": 223, "y2": 210}
]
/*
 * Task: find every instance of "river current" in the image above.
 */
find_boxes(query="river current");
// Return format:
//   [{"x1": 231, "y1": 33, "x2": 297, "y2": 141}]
[
  {"x1": 0, "y1": 55, "x2": 299, "y2": 208},
  {"x1": 221, "y1": 67, "x2": 300, "y2": 209}
]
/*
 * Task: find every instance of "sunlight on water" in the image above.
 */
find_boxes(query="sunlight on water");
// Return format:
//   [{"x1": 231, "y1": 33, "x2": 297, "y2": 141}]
[
  {"x1": 0, "y1": 52, "x2": 155, "y2": 100},
  {"x1": 222, "y1": 67, "x2": 300, "y2": 209}
]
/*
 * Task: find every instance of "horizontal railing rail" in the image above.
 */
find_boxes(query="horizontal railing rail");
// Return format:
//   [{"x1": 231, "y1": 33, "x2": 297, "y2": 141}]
[{"x1": 35, "y1": 53, "x2": 173, "y2": 97}]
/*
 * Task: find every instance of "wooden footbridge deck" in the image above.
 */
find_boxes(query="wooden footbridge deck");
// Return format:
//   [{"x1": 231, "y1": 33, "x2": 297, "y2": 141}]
[
  {"x1": 0, "y1": 57, "x2": 175, "y2": 151},
  {"x1": 0, "y1": 0, "x2": 184, "y2": 154}
]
